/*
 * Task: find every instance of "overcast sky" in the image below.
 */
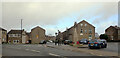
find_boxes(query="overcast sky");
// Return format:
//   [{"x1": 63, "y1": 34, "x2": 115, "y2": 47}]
[{"x1": 2, "y1": 2, "x2": 118, "y2": 36}]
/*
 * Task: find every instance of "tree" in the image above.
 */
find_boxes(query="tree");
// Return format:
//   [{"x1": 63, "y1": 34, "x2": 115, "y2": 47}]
[{"x1": 99, "y1": 34, "x2": 108, "y2": 40}]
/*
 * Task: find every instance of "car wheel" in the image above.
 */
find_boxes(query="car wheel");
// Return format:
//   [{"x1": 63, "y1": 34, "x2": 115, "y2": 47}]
[
  {"x1": 104, "y1": 45, "x2": 107, "y2": 48},
  {"x1": 89, "y1": 47, "x2": 92, "y2": 49},
  {"x1": 98, "y1": 45, "x2": 101, "y2": 49}
]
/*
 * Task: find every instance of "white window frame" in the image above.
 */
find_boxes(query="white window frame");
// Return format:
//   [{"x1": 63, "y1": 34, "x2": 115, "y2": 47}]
[
  {"x1": 81, "y1": 24, "x2": 83, "y2": 26},
  {"x1": 85, "y1": 24, "x2": 87, "y2": 26}
]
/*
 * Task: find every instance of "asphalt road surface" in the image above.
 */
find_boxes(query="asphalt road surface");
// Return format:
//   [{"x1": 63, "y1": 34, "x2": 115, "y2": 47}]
[
  {"x1": 1, "y1": 42, "x2": 119, "y2": 58},
  {"x1": 2, "y1": 44, "x2": 93, "y2": 56},
  {"x1": 47, "y1": 42, "x2": 119, "y2": 53}
]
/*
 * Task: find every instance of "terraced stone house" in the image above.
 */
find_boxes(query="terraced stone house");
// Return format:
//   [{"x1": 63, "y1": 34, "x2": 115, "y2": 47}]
[
  {"x1": 7, "y1": 29, "x2": 28, "y2": 44},
  {"x1": 105, "y1": 26, "x2": 120, "y2": 41},
  {"x1": 0, "y1": 27, "x2": 7, "y2": 44},
  {"x1": 62, "y1": 20, "x2": 95, "y2": 42},
  {"x1": 31, "y1": 26, "x2": 45, "y2": 44}
]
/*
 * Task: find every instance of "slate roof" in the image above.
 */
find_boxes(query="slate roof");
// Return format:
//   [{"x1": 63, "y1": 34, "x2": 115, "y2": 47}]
[{"x1": 8, "y1": 30, "x2": 23, "y2": 34}]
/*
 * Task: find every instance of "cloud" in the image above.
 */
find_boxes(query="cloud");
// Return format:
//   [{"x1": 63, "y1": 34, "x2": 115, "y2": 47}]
[
  {"x1": 96, "y1": 19, "x2": 118, "y2": 35},
  {"x1": 0, "y1": 2, "x2": 2, "y2": 27},
  {"x1": 2, "y1": 2, "x2": 118, "y2": 35}
]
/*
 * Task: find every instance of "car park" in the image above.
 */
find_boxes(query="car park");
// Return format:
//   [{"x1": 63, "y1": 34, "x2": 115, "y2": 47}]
[
  {"x1": 79, "y1": 39, "x2": 89, "y2": 44},
  {"x1": 88, "y1": 39, "x2": 107, "y2": 49}
]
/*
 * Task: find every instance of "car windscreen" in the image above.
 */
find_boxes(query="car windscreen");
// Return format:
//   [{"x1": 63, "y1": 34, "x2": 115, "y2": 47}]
[
  {"x1": 89, "y1": 40, "x2": 99, "y2": 42},
  {"x1": 81, "y1": 39, "x2": 87, "y2": 41},
  {"x1": 100, "y1": 41, "x2": 106, "y2": 43}
]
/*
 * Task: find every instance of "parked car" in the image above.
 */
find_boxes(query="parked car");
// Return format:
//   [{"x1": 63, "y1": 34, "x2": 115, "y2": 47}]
[
  {"x1": 100, "y1": 39, "x2": 107, "y2": 48},
  {"x1": 64, "y1": 40, "x2": 74, "y2": 45},
  {"x1": 88, "y1": 39, "x2": 107, "y2": 49},
  {"x1": 79, "y1": 39, "x2": 89, "y2": 44},
  {"x1": 39, "y1": 40, "x2": 46, "y2": 44}
]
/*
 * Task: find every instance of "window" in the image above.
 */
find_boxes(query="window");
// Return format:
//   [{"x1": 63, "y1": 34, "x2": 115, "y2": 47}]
[
  {"x1": 17, "y1": 40, "x2": 19, "y2": 43},
  {"x1": 18, "y1": 34, "x2": 21, "y2": 37},
  {"x1": 13, "y1": 40, "x2": 16, "y2": 43},
  {"x1": 85, "y1": 30, "x2": 87, "y2": 33},
  {"x1": 89, "y1": 35, "x2": 92, "y2": 37},
  {"x1": 85, "y1": 24, "x2": 87, "y2": 26},
  {"x1": 12, "y1": 34, "x2": 15, "y2": 37},
  {"x1": 89, "y1": 35, "x2": 92, "y2": 39},
  {"x1": 9, "y1": 34, "x2": 13, "y2": 37},
  {"x1": 80, "y1": 29, "x2": 83, "y2": 33},
  {"x1": 15, "y1": 34, "x2": 18, "y2": 37},
  {"x1": 81, "y1": 24, "x2": 83, "y2": 26},
  {"x1": 89, "y1": 29, "x2": 92, "y2": 33}
]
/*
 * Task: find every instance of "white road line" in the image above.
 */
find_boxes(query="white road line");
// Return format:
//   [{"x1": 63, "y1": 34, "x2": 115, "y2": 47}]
[
  {"x1": 90, "y1": 53, "x2": 94, "y2": 55},
  {"x1": 25, "y1": 49, "x2": 30, "y2": 51},
  {"x1": 31, "y1": 50, "x2": 40, "y2": 53},
  {"x1": 31, "y1": 50, "x2": 36, "y2": 52},
  {"x1": 35, "y1": 51, "x2": 40, "y2": 53},
  {"x1": 49, "y1": 53, "x2": 60, "y2": 56},
  {"x1": 25, "y1": 49, "x2": 40, "y2": 53},
  {"x1": 98, "y1": 55, "x2": 102, "y2": 56}
]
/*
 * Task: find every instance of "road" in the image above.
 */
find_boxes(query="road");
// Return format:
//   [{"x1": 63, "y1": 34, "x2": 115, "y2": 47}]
[
  {"x1": 47, "y1": 42, "x2": 119, "y2": 53},
  {"x1": 2, "y1": 44, "x2": 93, "y2": 56},
  {"x1": 87, "y1": 42, "x2": 119, "y2": 53},
  {"x1": 2, "y1": 42, "x2": 119, "y2": 58}
]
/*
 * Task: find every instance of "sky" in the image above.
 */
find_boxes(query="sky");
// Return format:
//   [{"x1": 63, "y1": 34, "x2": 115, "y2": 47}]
[{"x1": 2, "y1": 2, "x2": 118, "y2": 36}]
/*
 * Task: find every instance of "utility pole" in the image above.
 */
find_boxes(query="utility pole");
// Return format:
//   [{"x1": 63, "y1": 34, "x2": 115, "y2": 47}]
[{"x1": 21, "y1": 19, "x2": 23, "y2": 39}]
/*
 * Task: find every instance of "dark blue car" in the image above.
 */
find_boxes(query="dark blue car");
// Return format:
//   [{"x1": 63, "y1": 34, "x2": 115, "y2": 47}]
[
  {"x1": 88, "y1": 39, "x2": 107, "y2": 49},
  {"x1": 79, "y1": 39, "x2": 89, "y2": 44}
]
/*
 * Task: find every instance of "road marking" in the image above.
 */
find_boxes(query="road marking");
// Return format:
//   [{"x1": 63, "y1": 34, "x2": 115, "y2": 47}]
[
  {"x1": 25, "y1": 49, "x2": 30, "y2": 51},
  {"x1": 31, "y1": 50, "x2": 40, "y2": 53},
  {"x1": 98, "y1": 55, "x2": 102, "y2": 56},
  {"x1": 35, "y1": 51, "x2": 40, "y2": 53},
  {"x1": 49, "y1": 53, "x2": 60, "y2": 56},
  {"x1": 31, "y1": 50, "x2": 36, "y2": 52},
  {"x1": 90, "y1": 53, "x2": 94, "y2": 55}
]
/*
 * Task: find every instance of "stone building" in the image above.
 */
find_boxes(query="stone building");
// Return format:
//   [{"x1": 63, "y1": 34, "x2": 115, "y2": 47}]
[
  {"x1": 0, "y1": 28, "x2": 2, "y2": 44},
  {"x1": 0, "y1": 28, "x2": 7, "y2": 44},
  {"x1": 26, "y1": 32, "x2": 31, "y2": 44},
  {"x1": 45, "y1": 35, "x2": 56, "y2": 41},
  {"x1": 7, "y1": 29, "x2": 28, "y2": 44},
  {"x1": 31, "y1": 26, "x2": 45, "y2": 44},
  {"x1": 95, "y1": 33, "x2": 100, "y2": 39},
  {"x1": 62, "y1": 20, "x2": 95, "y2": 42},
  {"x1": 105, "y1": 26, "x2": 120, "y2": 41}
]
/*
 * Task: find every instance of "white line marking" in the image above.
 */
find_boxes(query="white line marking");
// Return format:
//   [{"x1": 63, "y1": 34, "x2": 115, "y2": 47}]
[
  {"x1": 35, "y1": 51, "x2": 40, "y2": 53},
  {"x1": 25, "y1": 49, "x2": 30, "y2": 51},
  {"x1": 31, "y1": 50, "x2": 36, "y2": 52},
  {"x1": 98, "y1": 55, "x2": 102, "y2": 56},
  {"x1": 90, "y1": 53, "x2": 94, "y2": 55},
  {"x1": 49, "y1": 53, "x2": 60, "y2": 56}
]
